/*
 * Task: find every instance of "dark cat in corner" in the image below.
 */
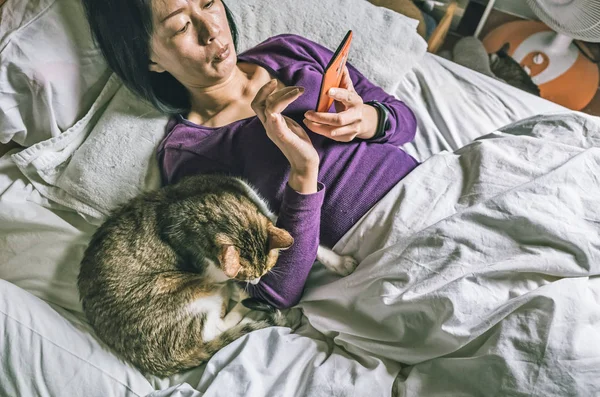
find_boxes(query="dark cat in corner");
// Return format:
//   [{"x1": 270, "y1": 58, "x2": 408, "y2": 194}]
[{"x1": 490, "y1": 43, "x2": 541, "y2": 96}]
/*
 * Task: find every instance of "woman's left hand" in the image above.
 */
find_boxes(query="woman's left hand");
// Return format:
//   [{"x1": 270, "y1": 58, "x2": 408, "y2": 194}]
[{"x1": 303, "y1": 66, "x2": 379, "y2": 142}]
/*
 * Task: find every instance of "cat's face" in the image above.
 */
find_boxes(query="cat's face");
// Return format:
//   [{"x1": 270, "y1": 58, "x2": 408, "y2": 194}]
[{"x1": 215, "y1": 222, "x2": 293, "y2": 285}]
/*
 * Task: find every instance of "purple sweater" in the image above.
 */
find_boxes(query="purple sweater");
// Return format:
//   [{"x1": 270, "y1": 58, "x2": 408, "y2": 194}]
[{"x1": 157, "y1": 34, "x2": 418, "y2": 308}]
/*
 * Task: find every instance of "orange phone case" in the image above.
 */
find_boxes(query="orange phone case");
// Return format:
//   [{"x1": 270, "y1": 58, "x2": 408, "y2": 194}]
[{"x1": 315, "y1": 30, "x2": 353, "y2": 113}]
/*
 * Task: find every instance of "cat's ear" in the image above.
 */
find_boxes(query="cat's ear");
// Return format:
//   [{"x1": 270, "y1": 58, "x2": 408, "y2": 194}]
[
  {"x1": 267, "y1": 224, "x2": 294, "y2": 251},
  {"x1": 219, "y1": 245, "x2": 241, "y2": 278}
]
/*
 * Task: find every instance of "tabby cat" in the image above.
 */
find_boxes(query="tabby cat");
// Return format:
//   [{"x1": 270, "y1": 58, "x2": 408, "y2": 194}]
[{"x1": 78, "y1": 174, "x2": 356, "y2": 376}]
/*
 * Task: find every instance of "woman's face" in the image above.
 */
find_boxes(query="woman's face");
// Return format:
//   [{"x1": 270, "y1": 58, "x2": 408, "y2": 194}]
[{"x1": 149, "y1": 0, "x2": 236, "y2": 88}]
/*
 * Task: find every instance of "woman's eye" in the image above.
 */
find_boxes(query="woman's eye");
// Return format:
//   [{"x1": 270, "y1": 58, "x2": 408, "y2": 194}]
[
  {"x1": 177, "y1": 22, "x2": 190, "y2": 34},
  {"x1": 204, "y1": 0, "x2": 215, "y2": 9}
]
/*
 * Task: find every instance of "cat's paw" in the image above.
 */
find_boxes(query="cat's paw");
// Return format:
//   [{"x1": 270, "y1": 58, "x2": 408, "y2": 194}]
[{"x1": 331, "y1": 255, "x2": 359, "y2": 276}]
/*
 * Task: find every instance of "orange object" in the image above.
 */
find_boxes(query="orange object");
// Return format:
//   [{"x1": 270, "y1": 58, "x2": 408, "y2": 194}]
[
  {"x1": 316, "y1": 30, "x2": 353, "y2": 112},
  {"x1": 483, "y1": 20, "x2": 599, "y2": 110}
]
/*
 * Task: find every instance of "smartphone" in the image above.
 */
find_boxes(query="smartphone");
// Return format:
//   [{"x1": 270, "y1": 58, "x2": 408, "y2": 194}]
[{"x1": 315, "y1": 30, "x2": 353, "y2": 113}]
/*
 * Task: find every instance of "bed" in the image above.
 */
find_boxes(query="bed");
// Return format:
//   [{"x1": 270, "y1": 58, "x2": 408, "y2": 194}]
[{"x1": 1, "y1": 0, "x2": 598, "y2": 396}]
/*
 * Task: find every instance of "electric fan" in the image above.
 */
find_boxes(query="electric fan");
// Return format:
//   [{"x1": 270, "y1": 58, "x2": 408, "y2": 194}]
[{"x1": 482, "y1": 0, "x2": 600, "y2": 110}]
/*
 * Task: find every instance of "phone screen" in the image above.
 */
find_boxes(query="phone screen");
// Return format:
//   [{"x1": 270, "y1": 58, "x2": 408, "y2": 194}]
[{"x1": 315, "y1": 30, "x2": 353, "y2": 113}]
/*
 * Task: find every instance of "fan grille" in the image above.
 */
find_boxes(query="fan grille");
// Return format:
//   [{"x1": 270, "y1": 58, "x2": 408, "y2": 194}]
[{"x1": 526, "y1": 0, "x2": 600, "y2": 42}]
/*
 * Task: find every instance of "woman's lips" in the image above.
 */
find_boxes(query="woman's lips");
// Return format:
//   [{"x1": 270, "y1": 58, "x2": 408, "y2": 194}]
[{"x1": 214, "y1": 45, "x2": 230, "y2": 62}]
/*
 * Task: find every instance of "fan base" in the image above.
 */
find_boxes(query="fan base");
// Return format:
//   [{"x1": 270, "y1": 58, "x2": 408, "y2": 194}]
[{"x1": 483, "y1": 20, "x2": 599, "y2": 111}]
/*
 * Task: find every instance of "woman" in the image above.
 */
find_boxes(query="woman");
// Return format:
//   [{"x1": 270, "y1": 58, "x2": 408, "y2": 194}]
[{"x1": 82, "y1": 0, "x2": 419, "y2": 308}]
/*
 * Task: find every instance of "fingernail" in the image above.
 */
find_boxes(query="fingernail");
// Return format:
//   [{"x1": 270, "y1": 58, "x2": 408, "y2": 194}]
[
  {"x1": 270, "y1": 79, "x2": 277, "y2": 85},
  {"x1": 297, "y1": 86, "x2": 305, "y2": 93},
  {"x1": 329, "y1": 88, "x2": 336, "y2": 95}
]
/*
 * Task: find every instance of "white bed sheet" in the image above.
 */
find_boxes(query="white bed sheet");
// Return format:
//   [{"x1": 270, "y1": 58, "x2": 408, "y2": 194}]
[
  {"x1": 399, "y1": 53, "x2": 567, "y2": 162},
  {"x1": 0, "y1": 53, "x2": 574, "y2": 397}
]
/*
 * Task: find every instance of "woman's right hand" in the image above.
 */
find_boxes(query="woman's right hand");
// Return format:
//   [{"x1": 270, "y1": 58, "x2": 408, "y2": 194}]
[{"x1": 251, "y1": 80, "x2": 319, "y2": 194}]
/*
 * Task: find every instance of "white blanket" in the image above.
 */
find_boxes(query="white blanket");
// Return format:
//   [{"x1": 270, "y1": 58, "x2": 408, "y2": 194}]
[
  {"x1": 305, "y1": 113, "x2": 600, "y2": 395},
  {"x1": 147, "y1": 113, "x2": 600, "y2": 396}
]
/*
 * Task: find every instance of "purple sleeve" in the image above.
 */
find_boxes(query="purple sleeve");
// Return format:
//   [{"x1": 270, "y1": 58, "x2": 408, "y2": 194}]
[
  {"x1": 345, "y1": 62, "x2": 417, "y2": 146},
  {"x1": 246, "y1": 183, "x2": 325, "y2": 308}
]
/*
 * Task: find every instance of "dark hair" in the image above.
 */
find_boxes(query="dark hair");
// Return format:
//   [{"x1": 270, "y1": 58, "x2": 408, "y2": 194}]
[{"x1": 81, "y1": 0, "x2": 238, "y2": 114}]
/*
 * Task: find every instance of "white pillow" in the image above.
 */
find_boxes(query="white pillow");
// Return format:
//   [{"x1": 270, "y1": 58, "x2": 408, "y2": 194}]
[
  {"x1": 56, "y1": 83, "x2": 167, "y2": 218},
  {"x1": 0, "y1": 0, "x2": 109, "y2": 146}
]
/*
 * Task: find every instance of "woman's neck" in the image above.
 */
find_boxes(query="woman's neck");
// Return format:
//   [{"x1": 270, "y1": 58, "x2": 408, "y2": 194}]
[{"x1": 187, "y1": 63, "x2": 257, "y2": 125}]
